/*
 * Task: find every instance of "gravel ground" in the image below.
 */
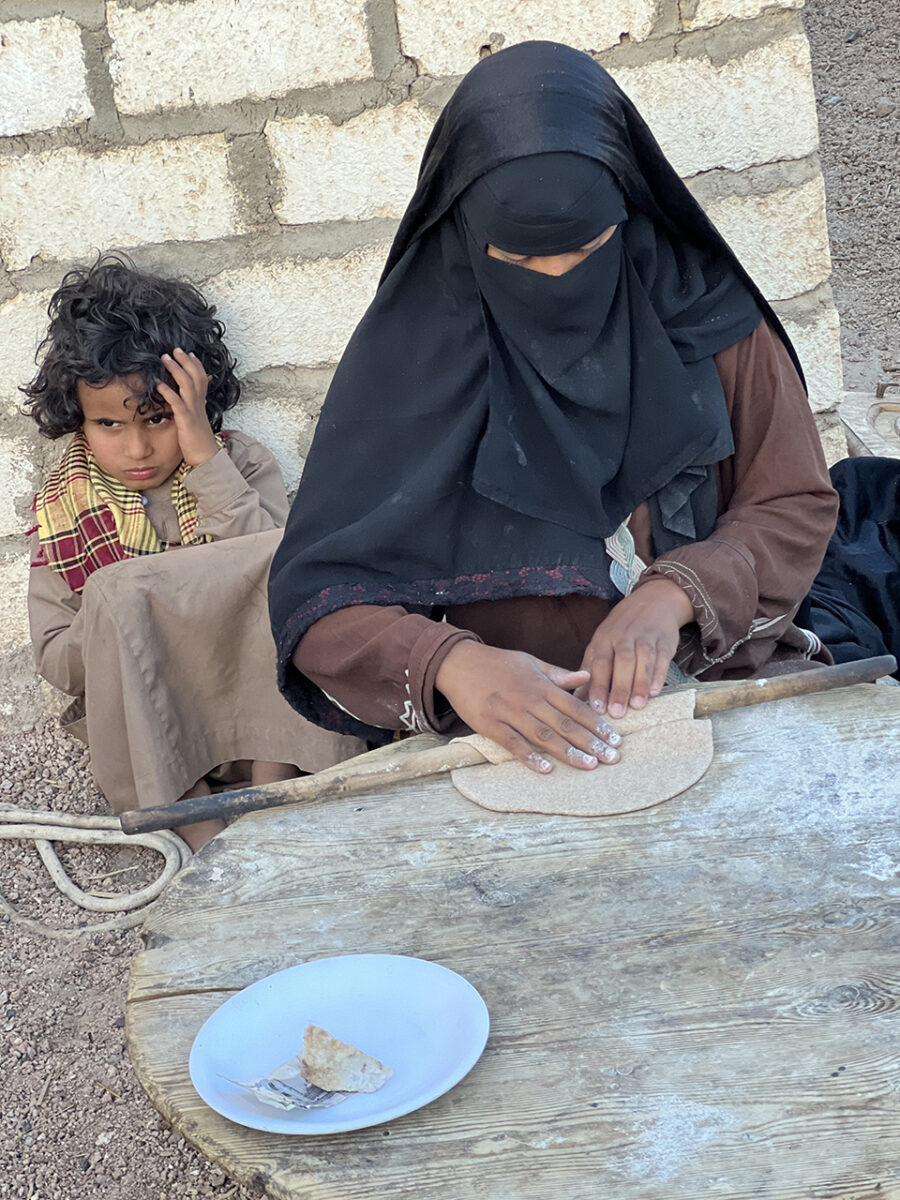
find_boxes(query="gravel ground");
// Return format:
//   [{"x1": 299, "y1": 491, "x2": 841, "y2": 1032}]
[
  {"x1": 1, "y1": 7, "x2": 895, "y2": 1197},
  {"x1": 0, "y1": 721, "x2": 262, "y2": 1200}
]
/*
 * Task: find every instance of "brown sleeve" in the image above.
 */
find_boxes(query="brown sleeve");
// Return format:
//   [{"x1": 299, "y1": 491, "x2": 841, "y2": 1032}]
[
  {"x1": 293, "y1": 605, "x2": 480, "y2": 733},
  {"x1": 182, "y1": 431, "x2": 289, "y2": 538},
  {"x1": 635, "y1": 319, "x2": 839, "y2": 673},
  {"x1": 27, "y1": 532, "x2": 86, "y2": 697}
]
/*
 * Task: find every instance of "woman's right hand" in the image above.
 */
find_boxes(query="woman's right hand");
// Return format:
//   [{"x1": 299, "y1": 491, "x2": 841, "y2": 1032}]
[{"x1": 435, "y1": 640, "x2": 622, "y2": 774}]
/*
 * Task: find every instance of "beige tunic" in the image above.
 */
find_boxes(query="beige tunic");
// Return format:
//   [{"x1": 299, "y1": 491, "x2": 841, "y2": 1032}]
[{"x1": 29, "y1": 432, "x2": 364, "y2": 813}]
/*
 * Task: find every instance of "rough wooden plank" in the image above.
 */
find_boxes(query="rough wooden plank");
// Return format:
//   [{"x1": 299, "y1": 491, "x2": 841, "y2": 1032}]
[
  {"x1": 127, "y1": 686, "x2": 900, "y2": 1199},
  {"x1": 128, "y1": 990, "x2": 900, "y2": 1200}
]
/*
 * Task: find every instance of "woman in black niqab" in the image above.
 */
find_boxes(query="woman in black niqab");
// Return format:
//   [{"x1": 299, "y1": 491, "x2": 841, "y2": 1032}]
[{"x1": 269, "y1": 40, "x2": 837, "y2": 772}]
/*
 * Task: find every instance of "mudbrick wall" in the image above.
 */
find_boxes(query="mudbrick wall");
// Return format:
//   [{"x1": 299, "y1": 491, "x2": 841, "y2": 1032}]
[{"x1": 0, "y1": 0, "x2": 844, "y2": 729}]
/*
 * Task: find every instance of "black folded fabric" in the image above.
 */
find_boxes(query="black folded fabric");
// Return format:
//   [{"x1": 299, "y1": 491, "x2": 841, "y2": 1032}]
[{"x1": 804, "y1": 456, "x2": 900, "y2": 676}]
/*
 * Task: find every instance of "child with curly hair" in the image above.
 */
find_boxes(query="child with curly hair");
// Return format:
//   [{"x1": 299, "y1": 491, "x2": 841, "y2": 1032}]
[{"x1": 24, "y1": 254, "x2": 362, "y2": 849}]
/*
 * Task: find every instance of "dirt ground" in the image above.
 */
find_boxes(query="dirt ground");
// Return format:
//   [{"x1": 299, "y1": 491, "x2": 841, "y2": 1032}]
[
  {"x1": 803, "y1": 0, "x2": 899, "y2": 391},
  {"x1": 1, "y1": 4, "x2": 897, "y2": 1197}
]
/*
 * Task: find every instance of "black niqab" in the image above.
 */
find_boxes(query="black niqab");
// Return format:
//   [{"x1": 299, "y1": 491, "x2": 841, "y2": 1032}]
[
  {"x1": 455, "y1": 152, "x2": 740, "y2": 537},
  {"x1": 269, "y1": 41, "x2": 802, "y2": 736}
]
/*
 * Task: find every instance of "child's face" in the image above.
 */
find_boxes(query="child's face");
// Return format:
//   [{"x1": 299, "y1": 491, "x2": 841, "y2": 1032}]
[{"x1": 78, "y1": 375, "x2": 184, "y2": 490}]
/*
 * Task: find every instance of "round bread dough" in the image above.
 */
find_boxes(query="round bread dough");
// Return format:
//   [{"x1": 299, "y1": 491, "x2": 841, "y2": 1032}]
[{"x1": 450, "y1": 690, "x2": 713, "y2": 816}]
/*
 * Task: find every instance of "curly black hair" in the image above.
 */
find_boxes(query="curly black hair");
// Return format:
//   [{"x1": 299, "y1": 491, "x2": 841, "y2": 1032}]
[{"x1": 22, "y1": 252, "x2": 240, "y2": 438}]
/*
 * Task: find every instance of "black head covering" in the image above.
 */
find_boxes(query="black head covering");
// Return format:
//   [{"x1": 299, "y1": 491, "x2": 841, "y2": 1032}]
[
  {"x1": 270, "y1": 41, "x2": 802, "y2": 737},
  {"x1": 458, "y1": 151, "x2": 624, "y2": 255}
]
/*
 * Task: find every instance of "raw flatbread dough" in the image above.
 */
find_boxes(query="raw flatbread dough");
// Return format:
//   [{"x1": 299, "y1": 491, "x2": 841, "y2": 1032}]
[
  {"x1": 301, "y1": 1024, "x2": 393, "y2": 1093},
  {"x1": 450, "y1": 689, "x2": 712, "y2": 816}
]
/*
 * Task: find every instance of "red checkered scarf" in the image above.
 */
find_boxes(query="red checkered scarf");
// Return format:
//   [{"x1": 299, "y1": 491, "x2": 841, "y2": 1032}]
[{"x1": 31, "y1": 431, "x2": 225, "y2": 594}]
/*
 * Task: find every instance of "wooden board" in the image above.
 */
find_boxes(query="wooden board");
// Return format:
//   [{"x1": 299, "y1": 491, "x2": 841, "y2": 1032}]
[{"x1": 126, "y1": 685, "x2": 900, "y2": 1199}]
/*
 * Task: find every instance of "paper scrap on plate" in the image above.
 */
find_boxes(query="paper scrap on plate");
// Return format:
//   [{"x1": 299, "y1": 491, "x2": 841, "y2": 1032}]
[{"x1": 232, "y1": 1024, "x2": 393, "y2": 1111}]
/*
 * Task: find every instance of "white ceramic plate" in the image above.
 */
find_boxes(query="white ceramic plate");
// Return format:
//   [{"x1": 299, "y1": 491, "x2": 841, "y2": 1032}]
[{"x1": 189, "y1": 954, "x2": 490, "y2": 1134}]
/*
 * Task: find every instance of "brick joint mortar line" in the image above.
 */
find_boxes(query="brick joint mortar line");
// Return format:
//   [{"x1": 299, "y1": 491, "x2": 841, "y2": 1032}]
[
  {"x1": 0, "y1": 2, "x2": 105, "y2": 26},
  {"x1": 225, "y1": 133, "x2": 282, "y2": 235},
  {"x1": 6, "y1": 218, "x2": 402, "y2": 294},
  {"x1": 770, "y1": 281, "x2": 838, "y2": 323},
  {"x1": 365, "y1": 0, "x2": 406, "y2": 81},
  {"x1": 651, "y1": 0, "x2": 683, "y2": 39},
  {"x1": 686, "y1": 154, "x2": 821, "y2": 201},
  {"x1": 78, "y1": 24, "x2": 125, "y2": 144}
]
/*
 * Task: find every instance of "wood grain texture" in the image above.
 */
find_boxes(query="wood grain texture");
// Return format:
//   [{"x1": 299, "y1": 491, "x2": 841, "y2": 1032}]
[{"x1": 127, "y1": 685, "x2": 900, "y2": 1199}]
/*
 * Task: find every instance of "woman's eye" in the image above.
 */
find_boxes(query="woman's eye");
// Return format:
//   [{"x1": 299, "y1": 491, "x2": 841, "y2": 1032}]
[{"x1": 148, "y1": 413, "x2": 169, "y2": 425}]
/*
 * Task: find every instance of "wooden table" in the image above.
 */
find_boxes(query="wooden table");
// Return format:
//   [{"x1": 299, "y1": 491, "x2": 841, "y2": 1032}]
[{"x1": 127, "y1": 685, "x2": 900, "y2": 1199}]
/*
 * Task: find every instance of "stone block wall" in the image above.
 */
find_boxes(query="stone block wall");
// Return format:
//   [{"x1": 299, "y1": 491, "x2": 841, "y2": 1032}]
[{"x1": 0, "y1": 0, "x2": 842, "y2": 729}]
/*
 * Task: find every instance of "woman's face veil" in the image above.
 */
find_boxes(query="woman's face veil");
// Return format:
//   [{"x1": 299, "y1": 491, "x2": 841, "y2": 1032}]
[
  {"x1": 434, "y1": 139, "x2": 757, "y2": 540},
  {"x1": 457, "y1": 153, "x2": 630, "y2": 380}
]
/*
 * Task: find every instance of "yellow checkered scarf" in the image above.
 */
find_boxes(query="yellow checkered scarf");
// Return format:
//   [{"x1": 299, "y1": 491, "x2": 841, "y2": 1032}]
[{"x1": 33, "y1": 431, "x2": 225, "y2": 593}]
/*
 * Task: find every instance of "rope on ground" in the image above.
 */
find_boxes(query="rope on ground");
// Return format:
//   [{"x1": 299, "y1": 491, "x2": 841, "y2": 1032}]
[{"x1": 0, "y1": 804, "x2": 191, "y2": 939}]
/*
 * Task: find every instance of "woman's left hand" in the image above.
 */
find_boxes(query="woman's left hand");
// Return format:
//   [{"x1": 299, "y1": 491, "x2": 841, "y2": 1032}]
[
  {"x1": 579, "y1": 578, "x2": 694, "y2": 718},
  {"x1": 157, "y1": 347, "x2": 220, "y2": 468}
]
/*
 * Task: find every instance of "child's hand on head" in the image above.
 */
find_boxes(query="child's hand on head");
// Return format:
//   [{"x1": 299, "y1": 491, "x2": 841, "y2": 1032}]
[{"x1": 156, "y1": 347, "x2": 220, "y2": 468}]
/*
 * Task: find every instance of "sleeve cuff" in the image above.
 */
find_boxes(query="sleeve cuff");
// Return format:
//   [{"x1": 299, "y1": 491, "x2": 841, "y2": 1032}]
[
  {"x1": 408, "y1": 624, "x2": 482, "y2": 733},
  {"x1": 635, "y1": 559, "x2": 719, "y2": 644},
  {"x1": 182, "y1": 447, "x2": 251, "y2": 516}
]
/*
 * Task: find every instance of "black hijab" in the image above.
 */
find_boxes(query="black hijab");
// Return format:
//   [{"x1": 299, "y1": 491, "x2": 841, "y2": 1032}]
[{"x1": 270, "y1": 40, "x2": 802, "y2": 735}]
